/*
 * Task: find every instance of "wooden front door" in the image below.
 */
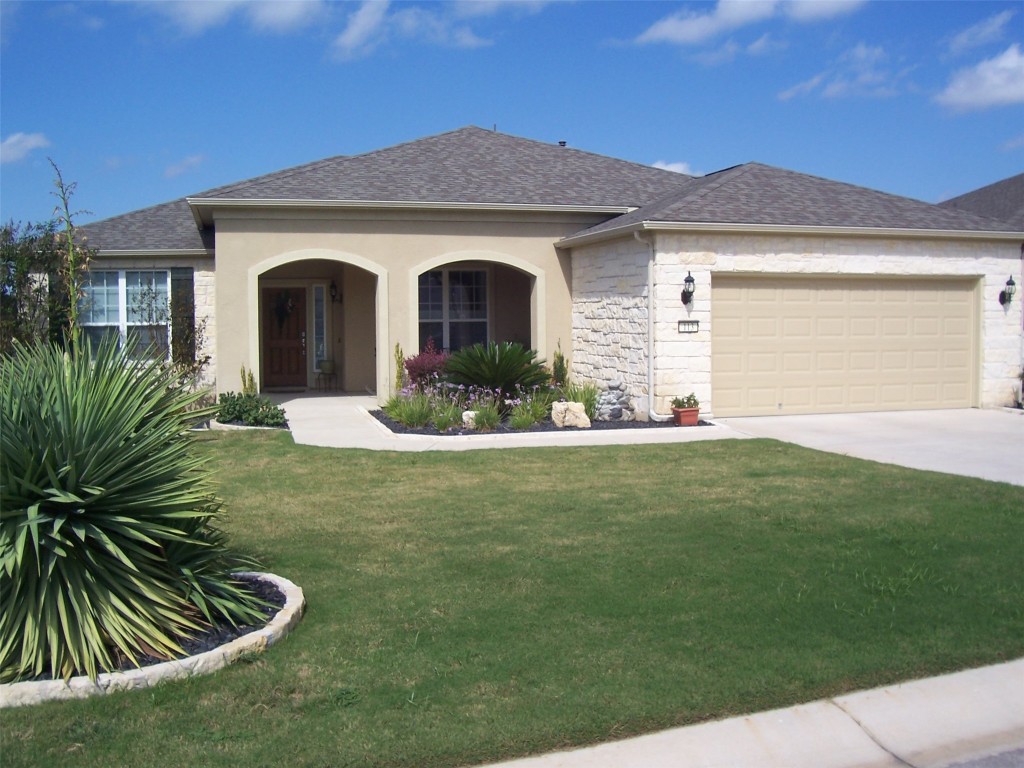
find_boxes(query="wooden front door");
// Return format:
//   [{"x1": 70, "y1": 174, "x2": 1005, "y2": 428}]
[{"x1": 262, "y1": 287, "x2": 307, "y2": 388}]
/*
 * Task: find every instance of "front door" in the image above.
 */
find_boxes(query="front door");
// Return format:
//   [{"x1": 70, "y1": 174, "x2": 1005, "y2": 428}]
[{"x1": 262, "y1": 287, "x2": 307, "y2": 388}]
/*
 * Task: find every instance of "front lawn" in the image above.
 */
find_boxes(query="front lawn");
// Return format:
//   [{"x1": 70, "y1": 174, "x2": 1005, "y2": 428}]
[{"x1": 4, "y1": 433, "x2": 1022, "y2": 768}]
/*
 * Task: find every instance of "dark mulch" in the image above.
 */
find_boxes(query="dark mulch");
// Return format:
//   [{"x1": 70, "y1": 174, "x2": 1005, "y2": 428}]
[
  {"x1": 371, "y1": 409, "x2": 713, "y2": 436},
  {"x1": 23, "y1": 575, "x2": 287, "y2": 681}
]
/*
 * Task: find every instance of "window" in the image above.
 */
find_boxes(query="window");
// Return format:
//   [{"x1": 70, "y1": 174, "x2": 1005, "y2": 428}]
[
  {"x1": 313, "y1": 284, "x2": 327, "y2": 371},
  {"x1": 418, "y1": 269, "x2": 487, "y2": 351},
  {"x1": 80, "y1": 270, "x2": 171, "y2": 359}
]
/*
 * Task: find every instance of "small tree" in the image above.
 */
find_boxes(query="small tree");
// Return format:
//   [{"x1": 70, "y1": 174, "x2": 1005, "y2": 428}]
[
  {"x1": 50, "y1": 159, "x2": 92, "y2": 347},
  {"x1": 0, "y1": 221, "x2": 63, "y2": 354}
]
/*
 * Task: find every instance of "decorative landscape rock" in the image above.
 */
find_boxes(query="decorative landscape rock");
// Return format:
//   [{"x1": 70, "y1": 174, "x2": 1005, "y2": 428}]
[
  {"x1": 596, "y1": 379, "x2": 635, "y2": 421},
  {"x1": 462, "y1": 410, "x2": 477, "y2": 428},
  {"x1": 552, "y1": 401, "x2": 591, "y2": 429}
]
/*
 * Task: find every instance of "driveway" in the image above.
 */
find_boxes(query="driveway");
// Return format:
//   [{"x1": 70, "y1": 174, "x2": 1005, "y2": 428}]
[{"x1": 717, "y1": 409, "x2": 1023, "y2": 486}]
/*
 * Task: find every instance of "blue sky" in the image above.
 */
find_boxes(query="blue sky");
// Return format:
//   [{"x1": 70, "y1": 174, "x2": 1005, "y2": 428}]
[{"x1": 1, "y1": 0, "x2": 1022, "y2": 226}]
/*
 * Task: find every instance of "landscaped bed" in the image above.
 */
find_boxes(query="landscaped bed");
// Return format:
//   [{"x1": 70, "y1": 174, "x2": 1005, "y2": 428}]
[{"x1": 4, "y1": 431, "x2": 1022, "y2": 768}]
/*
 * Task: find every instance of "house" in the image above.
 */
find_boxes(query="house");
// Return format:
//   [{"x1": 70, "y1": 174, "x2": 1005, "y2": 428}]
[{"x1": 81, "y1": 126, "x2": 1023, "y2": 418}]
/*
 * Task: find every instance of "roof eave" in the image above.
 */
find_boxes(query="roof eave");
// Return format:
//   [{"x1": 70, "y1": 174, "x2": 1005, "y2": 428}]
[
  {"x1": 557, "y1": 220, "x2": 1024, "y2": 249},
  {"x1": 187, "y1": 197, "x2": 635, "y2": 226},
  {"x1": 93, "y1": 248, "x2": 214, "y2": 258}
]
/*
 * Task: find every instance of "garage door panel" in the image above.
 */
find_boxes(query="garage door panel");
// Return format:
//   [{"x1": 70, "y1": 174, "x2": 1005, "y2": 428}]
[{"x1": 711, "y1": 276, "x2": 976, "y2": 416}]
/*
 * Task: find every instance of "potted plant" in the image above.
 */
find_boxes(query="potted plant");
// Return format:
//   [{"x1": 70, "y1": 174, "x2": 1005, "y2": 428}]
[{"x1": 671, "y1": 393, "x2": 700, "y2": 426}]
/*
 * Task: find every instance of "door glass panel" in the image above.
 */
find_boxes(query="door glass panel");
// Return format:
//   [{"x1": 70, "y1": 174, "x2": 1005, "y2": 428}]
[{"x1": 314, "y1": 285, "x2": 326, "y2": 370}]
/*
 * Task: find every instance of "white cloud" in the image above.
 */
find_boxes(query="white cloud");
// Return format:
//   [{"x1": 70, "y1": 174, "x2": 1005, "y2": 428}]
[
  {"x1": 747, "y1": 32, "x2": 786, "y2": 56},
  {"x1": 165, "y1": 154, "x2": 205, "y2": 178},
  {"x1": 450, "y1": 0, "x2": 552, "y2": 20},
  {"x1": 1, "y1": 133, "x2": 50, "y2": 164},
  {"x1": 949, "y1": 10, "x2": 1015, "y2": 56},
  {"x1": 636, "y1": 0, "x2": 866, "y2": 46},
  {"x1": 141, "y1": 0, "x2": 325, "y2": 36},
  {"x1": 1002, "y1": 134, "x2": 1024, "y2": 151},
  {"x1": 333, "y1": 0, "x2": 391, "y2": 59},
  {"x1": 333, "y1": 0, "x2": 496, "y2": 60},
  {"x1": 653, "y1": 160, "x2": 700, "y2": 176},
  {"x1": 936, "y1": 44, "x2": 1024, "y2": 110},
  {"x1": 779, "y1": 41, "x2": 908, "y2": 100},
  {"x1": 637, "y1": 1, "x2": 778, "y2": 45},
  {"x1": 782, "y1": 0, "x2": 867, "y2": 22}
]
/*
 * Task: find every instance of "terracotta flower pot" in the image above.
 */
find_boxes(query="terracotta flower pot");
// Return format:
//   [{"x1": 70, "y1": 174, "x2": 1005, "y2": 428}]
[{"x1": 672, "y1": 407, "x2": 699, "y2": 426}]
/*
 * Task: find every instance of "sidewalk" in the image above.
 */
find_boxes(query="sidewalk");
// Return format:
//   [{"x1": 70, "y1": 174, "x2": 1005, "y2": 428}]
[{"x1": 482, "y1": 659, "x2": 1024, "y2": 768}]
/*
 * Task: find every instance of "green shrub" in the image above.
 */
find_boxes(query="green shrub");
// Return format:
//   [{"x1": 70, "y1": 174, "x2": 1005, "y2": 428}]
[
  {"x1": 445, "y1": 341, "x2": 550, "y2": 399},
  {"x1": 561, "y1": 379, "x2": 600, "y2": 421},
  {"x1": 218, "y1": 392, "x2": 287, "y2": 427},
  {"x1": 551, "y1": 341, "x2": 568, "y2": 387},
  {"x1": 431, "y1": 399, "x2": 463, "y2": 431},
  {"x1": 0, "y1": 338, "x2": 264, "y2": 683},
  {"x1": 506, "y1": 386, "x2": 555, "y2": 429},
  {"x1": 383, "y1": 389, "x2": 433, "y2": 427}
]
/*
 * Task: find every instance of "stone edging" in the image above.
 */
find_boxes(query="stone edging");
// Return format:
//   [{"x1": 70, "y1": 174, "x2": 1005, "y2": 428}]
[
  {"x1": 209, "y1": 419, "x2": 287, "y2": 431},
  {"x1": 0, "y1": 571, "x2": 305, "y2": 709}
]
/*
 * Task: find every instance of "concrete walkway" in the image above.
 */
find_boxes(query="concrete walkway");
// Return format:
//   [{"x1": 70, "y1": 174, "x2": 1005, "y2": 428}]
[
  {"x1": 273, "y1": 393, "x2": 750, "y2": 452},
  {"x1": 270, "y1": 395, "x2": 1024, "y2": 767},
  {"x1": 718, "y1": 409, "x2": 1024, "y2": 486},
  {"x1": 482, "y1": 659, "x2": 1024, "y2": 768}
]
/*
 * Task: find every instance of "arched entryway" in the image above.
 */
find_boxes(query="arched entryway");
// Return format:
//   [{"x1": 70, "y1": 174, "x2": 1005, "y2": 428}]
[
  {"x1": 410, "y1": 252, "x2": 545, "y2": 355},
  {"x1": 248, "y1": 250, "x2": 388, "y2": 395}
]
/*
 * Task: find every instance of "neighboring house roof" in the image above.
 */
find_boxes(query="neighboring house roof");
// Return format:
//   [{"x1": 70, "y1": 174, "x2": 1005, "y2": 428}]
[
  {"x1": 938, "y1": 172, "x2": 1024, "y2": 230},
  {"x1": 564, "y1": 162, "x2": 1016, "y2": 244}
]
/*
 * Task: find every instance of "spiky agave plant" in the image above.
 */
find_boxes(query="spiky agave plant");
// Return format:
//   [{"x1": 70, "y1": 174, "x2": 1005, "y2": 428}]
[
  {"x1": 444, "y1": 341, "x2": 550, "y2": 402},
  {"x1": 0, "y1": 337, "x2": 264, "y2": 683}
]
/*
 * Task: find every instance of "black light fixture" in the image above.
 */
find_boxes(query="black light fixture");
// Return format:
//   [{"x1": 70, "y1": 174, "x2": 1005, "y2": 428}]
[
  {"x1": 329, "y1": 279, "x2": 340, "y2": 304},
  {"x1": 999, "y1": 276, "x2": 1016, "y2": 306},
  {"x1": 681, "y1": 271, "x2": 696, "y2": 305}
]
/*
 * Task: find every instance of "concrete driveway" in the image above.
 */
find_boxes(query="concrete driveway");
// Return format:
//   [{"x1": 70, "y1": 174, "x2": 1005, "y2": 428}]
[{"x1": 716, "y1": 409, "x2": 1023, "y2": 486}]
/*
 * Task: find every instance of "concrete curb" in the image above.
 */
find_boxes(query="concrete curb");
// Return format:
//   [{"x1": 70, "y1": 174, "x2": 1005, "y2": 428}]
[
  {"x1": 481, "y1": 659, "x2": 1024, "y2": 768},
  {"x1": 0, "y1": 571, "x2": 305, "y2": 709}
]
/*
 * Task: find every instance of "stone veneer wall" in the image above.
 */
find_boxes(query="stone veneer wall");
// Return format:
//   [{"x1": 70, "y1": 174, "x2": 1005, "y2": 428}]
[
  {"x1": 653, "y1": 233, "x2": 1022, "y2": 416},
  {"x1": 570, "y1": 233, "x2": 1022, "y2": 418},
  {"x1": 570, "y1": 238, "x2": 650, "y2": 415},
  {"x1": 88, "y1": 257, "x2": 217, "y2": 387}
]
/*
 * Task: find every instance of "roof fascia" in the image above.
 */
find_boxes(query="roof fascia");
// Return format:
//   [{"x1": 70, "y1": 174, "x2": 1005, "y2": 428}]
[
  {"x1": 93, "y1": 248, "x2": 213, "y2": 258},
  {"x1": 187, "y1": 197, "x2": 634, "y2": 226},
  {"x1": 557, "y1": 220, "x2": 1024, "y2": 249}
]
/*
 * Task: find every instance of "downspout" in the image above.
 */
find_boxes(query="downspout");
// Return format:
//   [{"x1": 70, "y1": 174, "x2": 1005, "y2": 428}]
[{"x1": 635, "y1": 230, "x2": 673, "y2": 421}]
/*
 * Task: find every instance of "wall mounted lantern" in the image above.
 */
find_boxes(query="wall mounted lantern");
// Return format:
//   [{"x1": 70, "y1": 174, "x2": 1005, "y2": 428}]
[
  {"x1": 329, "y1": 280, "x2": 340, "y2": 304},
  {"x1": 999, "y1": 276, "x2": 1016, "y2": 306},
  {"x1": 681, "y1": 272, "x2": 696, "y2": 305}
]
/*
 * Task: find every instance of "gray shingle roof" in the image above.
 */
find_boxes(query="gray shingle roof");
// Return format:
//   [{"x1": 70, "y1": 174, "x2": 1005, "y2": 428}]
[
  {"x1": 938, "y1": 173, "x2": 1024, "y2": 229},
  {"x1": 570, "y1": 163, "x2": 1016, "y2": 240},
  {"x1": 195, "y1": 126, "x2": 689, "y2": 207},
  {"x1": 80, "y1": 198, "x2": 212, "y2": 252},
  {"x1": 82, "y1": 126, "x2": 691, "y2": 251}
]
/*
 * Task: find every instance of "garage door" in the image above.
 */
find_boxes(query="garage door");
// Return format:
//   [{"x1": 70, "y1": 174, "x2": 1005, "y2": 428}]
[{"x1": 711, "y1": 276, "x2": 977, "y2": 417}]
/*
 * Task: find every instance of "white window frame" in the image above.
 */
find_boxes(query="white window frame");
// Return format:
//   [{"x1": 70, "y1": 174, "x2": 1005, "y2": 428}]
[
  {"x1": 80, "y1": 269, "x2": 172, "y2": 360},
  {"x1": 418, "y1": 267, "x2": 489, "y2": 352}
]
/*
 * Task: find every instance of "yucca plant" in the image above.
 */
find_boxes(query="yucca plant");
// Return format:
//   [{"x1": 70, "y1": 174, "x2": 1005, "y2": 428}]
[
  {"x1": 444, "y1": 341, "x2": 550, "y2": 401},
  {"x1": 0, "y1": 337, "x2": 264, "y2": 683}
]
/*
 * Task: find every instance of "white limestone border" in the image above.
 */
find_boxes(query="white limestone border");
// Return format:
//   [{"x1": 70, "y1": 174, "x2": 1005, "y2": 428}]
[
  {"x1": 0, "y1": 571, "x2": 305, "y2": 709},
  {"x1": 209, "y1": 419, "x2": 287, "y2": 431}
]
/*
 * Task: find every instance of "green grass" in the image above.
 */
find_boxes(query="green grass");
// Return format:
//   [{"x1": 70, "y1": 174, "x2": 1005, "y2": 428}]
[{"x1": 4, "y1": 433, "x2": 1023, "y2": 768}]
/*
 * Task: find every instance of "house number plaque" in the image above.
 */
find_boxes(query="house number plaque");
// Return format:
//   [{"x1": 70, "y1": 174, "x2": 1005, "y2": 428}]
[{"x1": 678, "y1": 320, "x2": 699, "y2": 334}]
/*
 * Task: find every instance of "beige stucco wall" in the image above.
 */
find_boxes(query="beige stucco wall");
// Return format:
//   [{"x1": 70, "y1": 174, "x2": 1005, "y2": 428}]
[
  {"x1": 211, "y1": 209, "x2": 601, "y2": 398},
  {"x1": 570, "y1": 231, "x2": 1023, "y2": 417}
]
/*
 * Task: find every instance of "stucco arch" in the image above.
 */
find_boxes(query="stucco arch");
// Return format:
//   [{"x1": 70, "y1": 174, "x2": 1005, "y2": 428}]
[
  {"x1": 408, "y1": 250, "x2": 547, "y2": 357},
  {"x1": 247, "y1": 249, "x2": 390, "y2": 398}
]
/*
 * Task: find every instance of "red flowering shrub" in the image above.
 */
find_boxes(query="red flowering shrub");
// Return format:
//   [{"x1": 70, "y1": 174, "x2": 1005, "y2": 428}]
[{"x1": 405, "y1": 337, "x2": 449, "y2": 389}]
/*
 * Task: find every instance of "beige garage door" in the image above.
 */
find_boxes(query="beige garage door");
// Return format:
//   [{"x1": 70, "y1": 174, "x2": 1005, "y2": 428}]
[{"x1": 711, "y1": 276, "x2": 977, "y2": 417}]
